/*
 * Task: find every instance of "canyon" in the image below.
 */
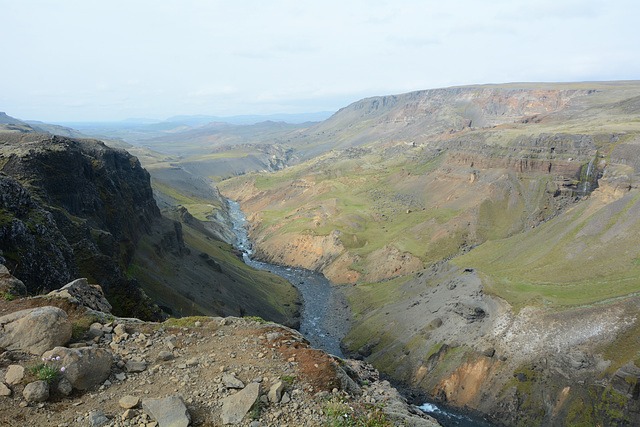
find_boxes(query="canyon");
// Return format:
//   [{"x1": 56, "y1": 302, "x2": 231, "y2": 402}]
[{"x1": 2, "y1": 80, "x2": 640, "y2": 425}]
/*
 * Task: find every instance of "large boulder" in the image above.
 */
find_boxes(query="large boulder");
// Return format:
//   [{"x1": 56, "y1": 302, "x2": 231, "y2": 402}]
[
  {"x1": 0, "y1": 306, "x2": 72, "y2": 354},
  {"x1": 46, "y1": 278, "x2": 112, "y2": 313},
  {"x1": 42, "y1": 346, "x2": 112, "y2": 390}
]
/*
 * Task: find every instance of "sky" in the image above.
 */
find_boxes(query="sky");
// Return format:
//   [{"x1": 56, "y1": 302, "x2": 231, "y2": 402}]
[{"x1": 2, "y1": 0, "x2": 639, "y2": 122}]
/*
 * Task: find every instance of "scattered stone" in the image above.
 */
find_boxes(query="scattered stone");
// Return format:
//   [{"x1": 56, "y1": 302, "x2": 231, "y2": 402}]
[
  {"x1": 122, "y1": 408, "x2": 136, "y2": 420},
  {"x1": 87, "y1": 410, "x2": 109, "y2": 426},
  {"x1": 266, "y1": 332, "x2": 282, "y2": 341},
  {"x1": 142, "y1": 395, "x2": 190, "y2": 427},
  {"x1": 157, "y1": 351, "x2": 174, "y2": 361},
  {"x1": 126, "y1": 359, "x2": 147, "y2": 373},
  {"x1": 185, "y1": 357, "x2": 199, "y2": 367},
  {"x1": 268, "y1": 381, "x2": 285, "y2": 403},
  {"x1": 223, "y1": 373, "x2": 245, "y2": 389},
  {"x1": 114, "y1": 324, "x2": 127, "y2": 336},
  {"x1": 57, "y1": 377, "x2": 73, "y2": 396},
  {"x1": 5, "y1": 365, "x2": 25, "y2": 385},
  {"x1": 221, "y1": 382, "x2": 261, "y2": 425},
  {"x1": 0, "y1": 306, "x2": 72, "y2": 354},
  {"x1": 42, "y1": 346, "x2": 113, "y2": 391},
  {"x1": 194, "y1": 321, "x2": 202, "y2": 327},
  {"x1": 115, "y1": 372, "x2": 127, "y2": 381},
  {"x1": 23, "y1": 380, "x2": 49, "y2": 402},
  {"x1": 0, "y1": 382, "x2": 11, "y2": 396},
  {"x1": 164, "y1": 336, "x2": 177, "y2": 350},
  {"x1": 88, "y1": 323, "x2": 104, "y2": 339},
  {"x1": 69, "y1": 342, "x2": 89, "y2": 349},
  {"x1": 120, "y1": 395, "x2": 140, "y2": 409}
]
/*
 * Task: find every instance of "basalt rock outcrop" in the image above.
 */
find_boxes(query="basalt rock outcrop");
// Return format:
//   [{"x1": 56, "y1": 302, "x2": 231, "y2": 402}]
[{"x1": 0, "y1": 133, "x2": 162, "y2": 319}]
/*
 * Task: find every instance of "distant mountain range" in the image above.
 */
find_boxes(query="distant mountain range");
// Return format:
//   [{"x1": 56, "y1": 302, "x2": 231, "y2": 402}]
[{"x1": 165, "y1": 111, "x2": 335, "y2": 126}]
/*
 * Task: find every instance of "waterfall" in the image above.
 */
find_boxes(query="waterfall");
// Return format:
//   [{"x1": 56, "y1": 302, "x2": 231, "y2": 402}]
[{"x1": 581, "y1": 158, "x2": 595, "y2": 195}]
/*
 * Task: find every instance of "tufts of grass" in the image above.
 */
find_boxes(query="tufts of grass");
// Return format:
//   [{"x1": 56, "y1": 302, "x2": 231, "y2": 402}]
[
  {"x1": 323, "y1": 396, "x2": 392, "y2": 427},
  {"x1": 71, "y1": 313, "x2": 100, "y2": 341},
  {"x1": 244, "y1": 315, "x2": 269, "y2": 324},
  {"x1": 279, "y1": 375, "x2": 296, "y2": 384},
  {"x1": 163, "y1": 316, "x2": 214, "y2": 328},
  {"x1": 1, "y1": 290, "x2": 15, "y2": 301}
]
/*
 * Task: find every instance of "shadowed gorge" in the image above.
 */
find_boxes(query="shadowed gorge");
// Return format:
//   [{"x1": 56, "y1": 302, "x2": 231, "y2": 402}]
[{"x1": 0, "y1": 130, "x2": 300, "y2": 326}]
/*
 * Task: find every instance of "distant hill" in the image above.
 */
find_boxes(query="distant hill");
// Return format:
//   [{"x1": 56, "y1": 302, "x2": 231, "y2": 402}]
[
  {"x1": 166, "y1": 111, "x2": 334, "y2": 126},
  {"x1": 0, "y1": 112, "x2": 38, "y2": 133},
  {"x1": 25, "y1": 120, "x2": 90, "y2": 138}
]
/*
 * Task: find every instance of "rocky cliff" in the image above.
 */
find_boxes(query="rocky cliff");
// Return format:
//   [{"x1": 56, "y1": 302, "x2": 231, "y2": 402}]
[
  {"x1": 0, "y1": 133, "x2": 162, "y2": 319},
  {"x1": 0, "y1": 130, "x2": 300, "y2": 326}
]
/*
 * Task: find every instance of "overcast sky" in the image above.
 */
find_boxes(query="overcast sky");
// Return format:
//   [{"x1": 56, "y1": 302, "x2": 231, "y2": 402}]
[{"x1": 2, "y1": 0, "x2": 639, "y2": 122}]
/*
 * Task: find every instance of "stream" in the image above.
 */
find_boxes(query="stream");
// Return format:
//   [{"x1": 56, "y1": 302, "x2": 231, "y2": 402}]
[
  {"x1": 228, "y1": 199, "x2": 494, "y2": 426},
  {"x1": 228, "y1": 200, "x2": 345, "y2": 358}
]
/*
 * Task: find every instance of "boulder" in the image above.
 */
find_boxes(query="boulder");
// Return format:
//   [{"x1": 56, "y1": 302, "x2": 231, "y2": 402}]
[
  {"x1": 120, "y1": 395, "x2": 140, "y2": 409},
  {"x1": 223, "y1": 373, "x2": 245, "y2": 389},
  {"x1": 335, "y1": 364, "x2": 362, "y2": 396},
  {"x1": 57, "y1": 377, "x2": 73, "y2": 396},
  {"x1": 0, "y1": 265, "x2": 26, "y2": 296},
  {"x1": 4, "y1": 365, "x2": 25, "y2": 385},
  {"x1": 125, "y1": 359, "x2": 147, "y2": 373},
  {"x1": 42, "y1": 346, "x2": 112, "y2": 390},
  {"x1": 114, "y1": 324, "x2": 128, "y2": 336},
  {"x1": 0, "y1": 306, "x2": 72, "y2": 354},
  {"x1": 46, "y1": 278, "x2": 112, "y2": 313},
  {"x1": 0, "y1": 382, "x2": 11, "y2": 396},
  {"x1": 87, "y1": 410, "x2": 109, "y2": 426},
  {"x1": 88, "y1": 322, "x2": 104, "y2": 339},
  {"x1": 221, "y1": 382, "x2": 261, "y2": 425},
  {"x1": 142, "y1": 395, "x2": 190, "y2": 427},
  {"x1": 157, "y1": 351, "x2": 174, "y2": 361},
  {"x1": 268, "y1": 380, "x2": 285, "y2": 403},
  {"x1": 23, "y1": 380, "x2": 49, "y2": 402}
]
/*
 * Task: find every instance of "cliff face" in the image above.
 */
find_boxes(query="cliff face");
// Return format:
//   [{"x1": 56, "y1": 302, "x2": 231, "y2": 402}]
[
  {"x1": 0, "y1": 133, "x2": 162, "y2": 319},
  {"x1": 0, "y1": 131, "x2": 302, "y2": 326}
]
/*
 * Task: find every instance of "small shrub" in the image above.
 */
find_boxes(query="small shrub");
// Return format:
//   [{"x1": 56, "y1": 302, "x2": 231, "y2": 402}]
[
  {"x1": 28, "y1": 355, "x2": 66, "y2": 384},
  {"x1": 244, "y1": 316, "x2": 267, "y2": 324},
  {"x1": 71, "y1": 314, "x2": 99, "y2": 341},
  {"x1": 250, "y1": 398, "x2": 264, "y2": 420},
  {"x1": 1, "y1": 291, "x2": 14, "y2": 301},
  {"x1": 279, "y1": 375, "x2": 296, "y2": 384}
]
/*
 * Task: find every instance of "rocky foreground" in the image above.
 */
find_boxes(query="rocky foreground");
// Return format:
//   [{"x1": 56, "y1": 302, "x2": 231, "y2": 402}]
[{"x1": 0, "y1": 268, "x2": 438, "y2": 427}]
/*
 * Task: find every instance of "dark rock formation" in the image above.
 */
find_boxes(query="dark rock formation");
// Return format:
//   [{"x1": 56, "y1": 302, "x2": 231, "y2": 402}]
[{"x1": 0, "y1": 134, "x2": 162, "y2": 319}]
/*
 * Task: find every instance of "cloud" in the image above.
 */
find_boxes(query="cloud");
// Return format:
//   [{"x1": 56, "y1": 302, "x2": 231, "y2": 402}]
[{"x1": 1, "y1": 0, "x2": 639, "y2": 121}]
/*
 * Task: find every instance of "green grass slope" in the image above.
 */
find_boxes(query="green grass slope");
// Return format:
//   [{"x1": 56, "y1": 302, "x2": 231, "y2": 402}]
[{"x1": 453, "y1": 188, "x2": 640, "y2": 311}]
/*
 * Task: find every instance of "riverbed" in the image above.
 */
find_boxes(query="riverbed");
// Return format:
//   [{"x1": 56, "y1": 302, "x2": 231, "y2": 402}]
[
  {"x1": 228, "y1": 199, "x2": 494, "y2": 426},
  {"x1": 228, "y1": 200, "x2": 347, "y2": 358}
]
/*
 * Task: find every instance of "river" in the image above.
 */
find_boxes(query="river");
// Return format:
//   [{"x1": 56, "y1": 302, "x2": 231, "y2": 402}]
[{"x1": 228, "y1": 199, "x2": 495, "y2": 427}]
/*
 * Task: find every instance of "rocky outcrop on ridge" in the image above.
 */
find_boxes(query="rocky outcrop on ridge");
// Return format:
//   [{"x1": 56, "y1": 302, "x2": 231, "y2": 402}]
[{"x1": 0, "y1": 272, "x2": 439, "y2": 426}]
